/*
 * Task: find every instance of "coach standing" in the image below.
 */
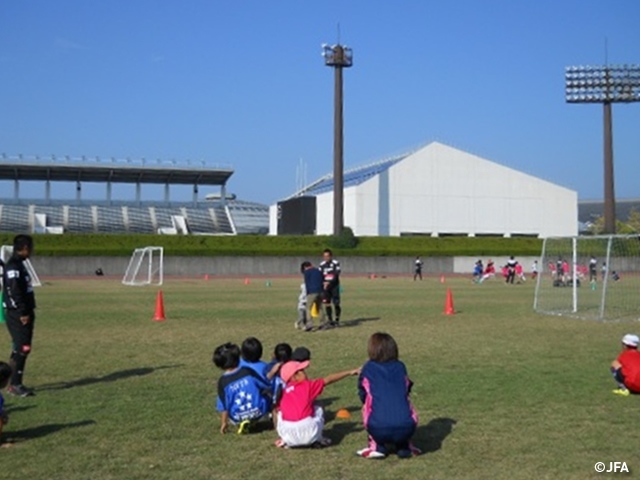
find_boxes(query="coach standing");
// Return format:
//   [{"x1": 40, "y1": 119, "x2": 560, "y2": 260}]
[
  {"x1": 319, "y1": 248, "x2": 342, "y2": 327},
  {"x1": 3, "y1": 235, "x2": 36, "y2": 397}
]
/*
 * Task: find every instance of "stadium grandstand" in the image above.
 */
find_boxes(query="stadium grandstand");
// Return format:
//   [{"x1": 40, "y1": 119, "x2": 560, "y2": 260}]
[{"x1": 0, "y1": 154, "x2": 269, "y2": 235}]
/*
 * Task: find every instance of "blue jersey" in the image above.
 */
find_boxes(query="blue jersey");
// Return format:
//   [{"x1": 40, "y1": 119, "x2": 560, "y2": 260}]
[
  {"x1": 264, "y1": 359, "x2": 286, "y2": 403},
  {"x1": 217, "y1": 367, "x2": 271, "y2": 423},
  {"x1": 304, "y1": 268, "x2": 324, "y2": 295},
  {"x1": 239, "y1": 358, "x2": 269, "y2": 381},
  {"x1": 358, "y1": 360, "x2": 417, "y2": 430},
  {"x1": 0, "y1": 392, "x2": 4, "y2": 416}
]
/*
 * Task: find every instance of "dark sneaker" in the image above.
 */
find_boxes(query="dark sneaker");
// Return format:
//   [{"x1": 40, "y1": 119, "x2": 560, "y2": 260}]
[{"x1": 7, "y1": 385, "x2": 35, "y2": 397}]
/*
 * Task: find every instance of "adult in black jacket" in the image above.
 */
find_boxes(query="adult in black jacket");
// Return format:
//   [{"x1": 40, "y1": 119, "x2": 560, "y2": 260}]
[{"x1": 3, "y1": 235, "x2": 36, "y2": 397}]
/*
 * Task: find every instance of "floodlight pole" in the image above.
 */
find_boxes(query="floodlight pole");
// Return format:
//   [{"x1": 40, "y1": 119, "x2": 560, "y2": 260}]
[
  {"x1": 602, "y1": 101, "x2": 615, "y2": 233},
  {"x1": 323, "y1": 43, "x2": 353, "y2": 236},
  {"x1": 565, "y1": 64, "x2": 640, "y2": 234}
]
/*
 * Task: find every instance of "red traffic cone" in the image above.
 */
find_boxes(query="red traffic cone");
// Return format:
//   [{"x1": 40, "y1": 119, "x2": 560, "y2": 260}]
[
  {"x1": 440, "y1": 275, "x2": 446, "y2": 284},
  {"x1": 153, "y1": 290, "x2": 166, "y2": 322},
  {"x1": 204, "y1": 274, "x2": 210, "y2": 281},
  {"x1": 444, "y1": 288, "x2": 455, "y2": 315},
  {"x1": 244, "y1": 277, "x2": 250, "y2": 285}
]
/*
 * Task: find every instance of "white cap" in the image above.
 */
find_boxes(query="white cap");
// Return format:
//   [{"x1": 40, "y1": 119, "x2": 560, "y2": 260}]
[{"x1": 622, "y1": 334, "x2": 639, "y2": 347}]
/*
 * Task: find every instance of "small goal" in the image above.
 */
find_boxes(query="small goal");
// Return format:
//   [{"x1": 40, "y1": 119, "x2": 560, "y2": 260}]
[
  {"x1": 0, "y1": 245, "x2": 42, "y2": 287},
  {"x1": 534, "y1": 235, "x2": 640, "y2": 321},
  {"x1": 122, "y1": 247, "x2": 164, "y2": 286}
]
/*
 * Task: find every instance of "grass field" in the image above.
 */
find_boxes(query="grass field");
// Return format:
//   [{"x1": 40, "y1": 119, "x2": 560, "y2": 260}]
[{"x1": 1, "y1": 274, "x2": 638, "y2": 480}]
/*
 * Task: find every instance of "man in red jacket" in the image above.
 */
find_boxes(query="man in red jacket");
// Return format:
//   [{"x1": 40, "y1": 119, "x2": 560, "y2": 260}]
[{"x1": 611, "y1": 334, "x2": 640, "y2": 396}]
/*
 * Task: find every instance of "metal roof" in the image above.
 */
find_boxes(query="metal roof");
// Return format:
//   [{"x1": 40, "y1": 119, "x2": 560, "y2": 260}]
[
  {"x1": 288, "y1": 152, "x2": 409, "y2": 198},
  {"x1": 0, "y1": 156, "x2": 234, "y2": 186}
]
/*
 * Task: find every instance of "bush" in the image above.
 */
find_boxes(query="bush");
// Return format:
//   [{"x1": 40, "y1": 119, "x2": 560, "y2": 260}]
[
  {"x1": 0, "y1": 233, "x2": 544, "y2": 257},
  {"x1": 328, "y1": 226, "x2": 358, "y2": 250}
]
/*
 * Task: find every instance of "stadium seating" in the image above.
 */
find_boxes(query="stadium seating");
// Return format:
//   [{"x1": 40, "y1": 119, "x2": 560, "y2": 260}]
[{"x1": 0, "y1": 200, "x2": 266, "y2": 235}]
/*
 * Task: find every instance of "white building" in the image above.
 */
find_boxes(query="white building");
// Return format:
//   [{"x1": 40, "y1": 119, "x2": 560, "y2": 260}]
[{"x1": 270, "y1": 142, "x2": 577, "y2": 238}]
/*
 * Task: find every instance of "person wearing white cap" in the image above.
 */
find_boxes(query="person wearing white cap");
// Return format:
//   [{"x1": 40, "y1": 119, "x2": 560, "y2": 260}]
[{"x1": 610, "y1": 334, "x2": 640, "y2": 396}]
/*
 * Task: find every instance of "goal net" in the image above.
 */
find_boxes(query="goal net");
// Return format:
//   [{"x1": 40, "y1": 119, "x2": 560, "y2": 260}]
[
  {"x1": 0, "y1": 245, "x2": 42, "y2": 287},
  {"x1": 534, "y1": 235, "x2": 640, "y2": 321},
  {"x1": 122, "y1": 247, "x2": 164, "y2": 286}
]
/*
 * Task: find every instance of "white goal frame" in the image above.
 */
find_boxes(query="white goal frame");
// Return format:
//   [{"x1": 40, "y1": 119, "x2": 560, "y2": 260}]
[
  {"x1": 122, "y1": 247, "x2": 164, "y2": 286},
  {"x1": 0, "y1": 245, "x2": 42, "y2": 287},
  {"x1": 534, "y1": 234, "x2": 640, "y2": 321}
]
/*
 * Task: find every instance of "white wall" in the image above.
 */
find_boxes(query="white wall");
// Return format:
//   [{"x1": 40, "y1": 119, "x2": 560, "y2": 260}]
[
  {"x1": 315, "y1": 192, "x2": 333, "y2": 235},
  {"x1": 380, "y1": 142, "x2": 577, "y2": 237},
  {"x1": 272, "y1": 142, "x2": 577, "y2": 238},
  {"x1": 268, "y1": 204, "x2": 278, "y2": 235}
]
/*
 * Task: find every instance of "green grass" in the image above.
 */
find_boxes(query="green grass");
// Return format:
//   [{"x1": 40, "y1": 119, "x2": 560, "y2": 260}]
[{"x1": 1, "y1": 276, "x2": 638, "y2": 479}]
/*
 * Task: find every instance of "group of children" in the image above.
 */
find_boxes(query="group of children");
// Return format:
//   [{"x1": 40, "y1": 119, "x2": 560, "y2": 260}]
[
  {"x1": 472, "y1": 258, "x2": 529, "y2": 284},
  {"x1": 213, "y1": 333, "x2": 421, "y2": 459}
]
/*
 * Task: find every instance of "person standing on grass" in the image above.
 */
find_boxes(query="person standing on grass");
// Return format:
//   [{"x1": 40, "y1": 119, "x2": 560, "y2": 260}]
[
  {"x1": 505, "y1": 256, "x2": 517, "y2": 284},
  {"x1": 319, "y1": 249, "x2": 342, "y2": 327},
  {"x1": 301, "y1": 261, "x2": 328, "y2": 331},
  {"x1": 357, "y1": 332, "x2": 420, "y2": 459},
  {"x1": 294, "y1": 281, "x2": 307, "y2": 330},
  {"x1": 3, "y1": 234, "x2": 36, "y2": 398},
  {"x1": 589, "y1": 256, "x2": 597, "y2": 283},
  {"x1": 413, "y1": 256, "x2": 424, "y2": 281},
  {"x1": 610, "y1": 334, "x2": 640, "y2": 397}
]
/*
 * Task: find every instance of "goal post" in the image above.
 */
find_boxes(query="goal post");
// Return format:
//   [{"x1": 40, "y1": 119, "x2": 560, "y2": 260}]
[
  {"x1": 0, "y1": 245, "x2": 42, "y2": 287},
  {"x1": 122, "y1": 247, "x2": 164, "y2": 286},
  {"x1": 534, "y1": 235, "x2": 640, "y2": 321}
]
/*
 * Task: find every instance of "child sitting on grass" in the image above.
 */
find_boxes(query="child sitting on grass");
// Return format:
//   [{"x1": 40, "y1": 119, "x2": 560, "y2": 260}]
[
  {"x1": 214, "y1": 342, "x2": 272, "y2": 434},
  {"x1": 239, "y1": 337, "x2": 269, "y2": 381},
  {"x1": 357, "y1": 332, "x2": 421, "y2": 459},
  {"x1": 0, "y1": 362, "x2": 11, "y2": 447},
  {"x1": 611, "y1": 334, "x2": 640, "y2": 396},
  {"x1": 275, "y1": 359, "x2": 359, "y2": 448}
]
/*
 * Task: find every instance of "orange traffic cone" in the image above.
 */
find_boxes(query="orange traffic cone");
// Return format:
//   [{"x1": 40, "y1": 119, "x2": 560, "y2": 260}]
[
  {"x1": 204, "y1": 274, "x2": 210, "y2": 281},
  {"x1": 440, "y1": 275, "x2": 446, "y2": 284},
  {"x1": 244, "y1": 277, "x2": 250, "y2": 285},
  {"x1": 153, "y1": 290, "x2": 166, "y2": 322},
  {"x1": 444, "y1": 288, "x2": 455, "y2": 315}
]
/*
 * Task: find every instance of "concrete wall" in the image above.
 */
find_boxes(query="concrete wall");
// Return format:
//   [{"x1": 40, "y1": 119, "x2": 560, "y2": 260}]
[{"x1": 30, "y1": 255, "x2": 547, "y2": 277}]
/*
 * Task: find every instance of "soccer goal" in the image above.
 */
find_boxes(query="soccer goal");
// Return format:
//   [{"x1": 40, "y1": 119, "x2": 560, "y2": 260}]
[
  {"x1": 534, "y1": 235, "x2": 640, "y2": 321},
  {"x1": 122, "y1": 247, "x2": 164, "y2": 286},
  {"x1": 0, "y1": 245, "x2": 42, "y2": 287}
]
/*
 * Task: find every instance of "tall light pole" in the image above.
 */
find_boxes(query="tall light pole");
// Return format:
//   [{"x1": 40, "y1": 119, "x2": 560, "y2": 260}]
[
  {"x1": 322, "y1": 43, "x2": 353, "y2": 236},
  {"x1": 565, "y1": 64, "x2": 640, "y2": 233}
]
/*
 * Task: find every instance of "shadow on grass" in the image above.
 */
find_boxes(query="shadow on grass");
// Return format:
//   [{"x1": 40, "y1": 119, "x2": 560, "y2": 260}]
[
  {"x1": 324, "y1": 418, "x2": 364, "y2": 446},
  {"x1": 338, "y1": 317, "x2": 381, "y2": 328},
  {"x1": 4, "y1": 405, "x2": 37, "y2": 415},
  {"x1": 36, "y1": 364, "x2": 183, "y2": 391},
  {"x1": 413, "y1": 417, "x2": 457, "y2": 453},
  {"x1": 6, "y1": 420, "x2": 96, "y2": 442}
]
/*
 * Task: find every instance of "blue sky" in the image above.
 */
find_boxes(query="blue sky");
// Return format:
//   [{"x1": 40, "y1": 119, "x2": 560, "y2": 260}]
[{"x1": 1, "y1": 1, "x2": 639, "y2": 204}]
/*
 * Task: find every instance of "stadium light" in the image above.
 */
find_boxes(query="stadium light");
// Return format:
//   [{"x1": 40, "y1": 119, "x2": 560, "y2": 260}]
[
  {"x1": 565, "y1": 64, "x2": 640, "y2": 233},
  {"x1": 323, "y1": 43, "x2": 353, "y2": 236}
]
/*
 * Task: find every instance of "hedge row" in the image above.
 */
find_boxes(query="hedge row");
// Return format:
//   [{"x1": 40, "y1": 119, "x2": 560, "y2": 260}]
[{"x1": 0, "y1": 233, "x2": 544, "y2": 257}]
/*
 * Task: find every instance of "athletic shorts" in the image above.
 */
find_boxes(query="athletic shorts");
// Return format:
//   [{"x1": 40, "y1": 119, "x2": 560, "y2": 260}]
[{"x1": 277, "y1": 405, "x2": 324, "y2": 447}]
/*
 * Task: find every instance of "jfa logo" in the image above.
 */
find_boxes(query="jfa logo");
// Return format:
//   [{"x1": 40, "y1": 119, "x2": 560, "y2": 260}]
[{"x1": 594, "y1": 462, "x2": 629, "y2": 473}]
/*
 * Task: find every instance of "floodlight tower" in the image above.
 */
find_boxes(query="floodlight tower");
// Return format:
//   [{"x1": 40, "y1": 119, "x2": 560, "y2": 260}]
[
  {"x1": 565, "y1": 64, "x2": 640, "y2": 233},
  {"x1": 322, "y1": 42, "x2": 353, "y2": 236}
]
